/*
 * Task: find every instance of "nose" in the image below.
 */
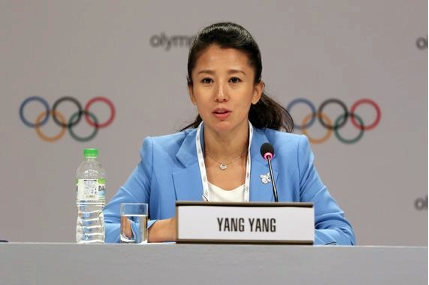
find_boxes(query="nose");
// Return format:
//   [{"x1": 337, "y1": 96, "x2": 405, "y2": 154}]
[{"x1": 214, "y1": 82, "x2": 228, "y2": 102}]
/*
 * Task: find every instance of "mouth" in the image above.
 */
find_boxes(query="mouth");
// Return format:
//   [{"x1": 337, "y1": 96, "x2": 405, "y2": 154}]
[{"x1": 212, "y1": 108, "x2": 231, "y2": 119}]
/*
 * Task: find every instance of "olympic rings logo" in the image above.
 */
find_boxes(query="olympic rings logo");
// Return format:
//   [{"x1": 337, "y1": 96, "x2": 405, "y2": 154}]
[
  {"x1": 286, "y1": 98, "x2": 381, "y2": 144},
  {"x1": 19, "y1": 96, "x2": 116, "y2": 142}
]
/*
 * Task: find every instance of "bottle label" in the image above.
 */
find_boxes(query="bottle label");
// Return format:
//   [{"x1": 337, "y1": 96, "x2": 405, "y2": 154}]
[{"x1": 76, "y1": 178, "x2": 106, "y2": 202}]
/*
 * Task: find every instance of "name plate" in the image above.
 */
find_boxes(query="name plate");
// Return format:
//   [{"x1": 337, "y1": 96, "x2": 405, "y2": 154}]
[{"x1": 176, "y1": 202, "x2": 314, "y2": 244}]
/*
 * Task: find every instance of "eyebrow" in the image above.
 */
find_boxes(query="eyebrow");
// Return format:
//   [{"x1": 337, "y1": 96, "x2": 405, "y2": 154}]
[{"x1": 197, "y1": 69, "x2": 246, "y2": 75}]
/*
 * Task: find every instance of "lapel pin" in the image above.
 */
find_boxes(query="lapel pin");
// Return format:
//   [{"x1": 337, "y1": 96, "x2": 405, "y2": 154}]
[{"x1": 260, "y1": 172, "x2": 271, "y2": 184}]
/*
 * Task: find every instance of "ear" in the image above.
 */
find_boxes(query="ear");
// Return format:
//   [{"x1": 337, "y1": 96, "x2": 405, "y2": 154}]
[
  {"x1": 251, "y1": 81, "x2": 264, "y2": 105},
  {"x1": 188, "y1": 84, "x2": 197, "y2": 105}
]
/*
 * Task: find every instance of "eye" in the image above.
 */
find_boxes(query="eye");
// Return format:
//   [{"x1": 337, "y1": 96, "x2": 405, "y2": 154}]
[
  {"x1": 229, "y1": 77, "x2": 242, "y2": 84},
  {"x1": 201, "y1": 78, "x2": 213, "y2": 84}
]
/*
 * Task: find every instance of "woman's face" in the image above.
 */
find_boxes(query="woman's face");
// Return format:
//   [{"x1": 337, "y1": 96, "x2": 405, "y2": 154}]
[{"x1": 188, "y1": 44, "x2": 263, "y2": 135}]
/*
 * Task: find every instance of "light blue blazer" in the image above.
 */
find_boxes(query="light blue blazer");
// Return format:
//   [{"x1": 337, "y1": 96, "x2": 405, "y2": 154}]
[{"x1": 104, "y1": 127, "x2": 356, "y2": 245}]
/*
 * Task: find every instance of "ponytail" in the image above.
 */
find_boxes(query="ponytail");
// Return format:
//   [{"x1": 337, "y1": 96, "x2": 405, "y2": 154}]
[{"x1": 249, "y1": 93, "x2": 293, "y2": 132}]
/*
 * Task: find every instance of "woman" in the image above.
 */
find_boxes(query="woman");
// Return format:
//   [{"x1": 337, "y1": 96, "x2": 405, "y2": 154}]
[{"x1": 104, "y1": 22, "x2": 356, "y2": 245}]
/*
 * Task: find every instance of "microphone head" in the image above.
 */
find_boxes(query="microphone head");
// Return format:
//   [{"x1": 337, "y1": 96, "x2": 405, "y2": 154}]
[{"x1": 260, "y1": 143, "x2": 274, "y2": 160}]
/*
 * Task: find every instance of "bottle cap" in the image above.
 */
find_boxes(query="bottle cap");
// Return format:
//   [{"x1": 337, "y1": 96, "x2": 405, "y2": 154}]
[{"x1": 84, "y1": 148, "x2": 98, "y2": 158}]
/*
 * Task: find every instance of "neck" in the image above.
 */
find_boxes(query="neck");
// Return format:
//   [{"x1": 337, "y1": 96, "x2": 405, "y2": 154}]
[{"x1": 203, "y1": 123, "x2": 249, "y2": 161}]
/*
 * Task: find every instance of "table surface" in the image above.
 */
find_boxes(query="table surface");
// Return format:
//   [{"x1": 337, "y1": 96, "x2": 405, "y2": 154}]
[{"x1": 0, "y1": 243, "x2": 427, "y2": 285}]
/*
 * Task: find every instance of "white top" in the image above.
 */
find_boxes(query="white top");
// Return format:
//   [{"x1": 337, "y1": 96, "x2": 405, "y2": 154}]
[
  {"x1": 207, "y1": 182, "x2": 245, "y2": 202},
  {"x1": 196, "y1": 121, "x2": 252, "y2": 202}
]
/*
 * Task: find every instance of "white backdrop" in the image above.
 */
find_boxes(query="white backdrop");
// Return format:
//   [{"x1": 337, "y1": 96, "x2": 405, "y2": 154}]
[{"x1": 0, "y1": 0, "x2": 426, "y2": 245}]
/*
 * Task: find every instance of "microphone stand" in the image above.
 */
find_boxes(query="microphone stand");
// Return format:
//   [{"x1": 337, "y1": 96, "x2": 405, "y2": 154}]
[{"x1": 266, "y1": 157, "x2": 278, "y2": 202}]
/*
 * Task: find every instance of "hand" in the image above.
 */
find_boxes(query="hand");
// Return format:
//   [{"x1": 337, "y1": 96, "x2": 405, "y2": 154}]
[
  {"x1": 170, "y1": 216, "x2": 177, "y2": 240},
  {"x1": 120, "y1": 216, "x2": 133, "y2": 239},
  {"x1": 148, "y1": 217, "x2": 177, "y2": 242}
]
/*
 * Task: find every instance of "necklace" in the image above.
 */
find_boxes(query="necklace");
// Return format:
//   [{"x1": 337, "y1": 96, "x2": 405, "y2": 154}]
[
  {"x1": 205, "y1": 150, "x2": 246, "y2": 170},
  {"x1": 196, "y1": 121, "x2": 253, "y2": 201}
]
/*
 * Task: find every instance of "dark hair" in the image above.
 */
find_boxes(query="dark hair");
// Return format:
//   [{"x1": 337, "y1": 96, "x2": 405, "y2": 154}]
[{"x1": 182, "y1": 22, "x2": 293, "y2": 132}]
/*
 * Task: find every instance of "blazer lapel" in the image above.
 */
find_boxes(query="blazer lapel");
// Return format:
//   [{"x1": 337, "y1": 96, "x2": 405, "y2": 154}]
[
  {"x1": 172, "y1": 127, "x2": 279, "y2": 202},
  {"x1": 172, "y1": 164, "x2": 203, "y2": 201},
  {"x1": 249, "y1": 129, "x2": 279, "y2": 202},
  {"x1": 172, "y1": 129, "x2": 204, "y2": 201}
]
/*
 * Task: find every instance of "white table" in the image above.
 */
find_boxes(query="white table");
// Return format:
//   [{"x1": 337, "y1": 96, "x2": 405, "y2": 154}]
[{"x1": 0, "y1": 243, "x2": 426, "y2": 285}]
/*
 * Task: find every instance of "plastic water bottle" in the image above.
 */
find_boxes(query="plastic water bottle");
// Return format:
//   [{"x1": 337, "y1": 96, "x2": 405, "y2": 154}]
[{"x1": 76, "y1": 148, "x2": 106, "y2": 244}]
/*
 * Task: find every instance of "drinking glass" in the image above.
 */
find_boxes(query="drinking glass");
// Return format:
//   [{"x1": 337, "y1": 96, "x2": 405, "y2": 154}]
[{"x1": 120, "y1": 203, "x2": 148, "y2": 244}]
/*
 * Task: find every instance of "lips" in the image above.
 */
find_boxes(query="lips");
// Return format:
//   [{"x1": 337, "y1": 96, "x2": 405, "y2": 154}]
[{"x1": 212, "y1": 108, "x2": 231, "y2": 119}]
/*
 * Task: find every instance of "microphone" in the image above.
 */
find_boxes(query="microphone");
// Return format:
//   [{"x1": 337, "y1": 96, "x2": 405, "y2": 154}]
[{"x1": 260, "y1": 143, "x2": 278, "y2": 202}]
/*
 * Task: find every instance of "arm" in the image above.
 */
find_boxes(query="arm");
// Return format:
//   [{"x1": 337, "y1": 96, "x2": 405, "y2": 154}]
[
  {"x1": 104, "y1": 137, "x2": 157, "y2": 243},
  {"x1": 148, "y1": 217, "x2": 177, "y2": 242},
  {"x1": 297, "y1": 135, "x2": 356, "y2": 245},
  {"x1": 103, "y1": 172, "x2": 157, "y2": 243}
]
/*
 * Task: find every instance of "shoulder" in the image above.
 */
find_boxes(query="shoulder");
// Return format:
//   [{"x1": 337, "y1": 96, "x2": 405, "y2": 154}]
[
  {"x1": 145, "y1": 129, "x2": 192, "y2": 146},
  {"x1": 143, "y1": 130, "x2": 194, "y2": 150},
  {"x1": 256, "y1": 128, "x2": 308, "y2": 149},
  {"x1": 142, "y1": 129, "x2": 195, "y2": 154},
  {"x1": 253, "y1": 128, "x2": 312, "y2": 161}
]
